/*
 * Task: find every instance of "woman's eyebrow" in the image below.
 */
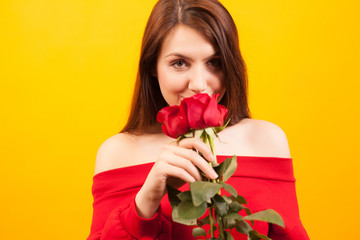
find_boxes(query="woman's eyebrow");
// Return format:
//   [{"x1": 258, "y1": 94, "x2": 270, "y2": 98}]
[
  {"x1": 165, "y1": 52, "x2": 220, "y2": 60},
  {"x1": 204, "y1": 52, "x2": 220, "y2": 60},
  {"x1": 165, "y1": 53, "x2": 192, "y2": 60}
]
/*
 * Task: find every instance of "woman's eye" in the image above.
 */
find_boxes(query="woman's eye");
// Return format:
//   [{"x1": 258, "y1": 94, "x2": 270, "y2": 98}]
[
  {"x1": 172, "y1": 60, "x2": 187, "y2": 68},
  {"x1": 208, "y1": 58, "x2": 222, "y2": 68}
]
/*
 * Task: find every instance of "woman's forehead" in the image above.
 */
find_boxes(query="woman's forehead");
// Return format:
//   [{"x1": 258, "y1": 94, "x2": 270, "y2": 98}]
[{"x1": 159, "y1": 25, "x2": 218, "y2": 59}]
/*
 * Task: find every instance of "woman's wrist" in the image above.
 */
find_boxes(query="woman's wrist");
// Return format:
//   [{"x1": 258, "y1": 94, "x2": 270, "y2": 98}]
[{"x1": 135, "y1": 187, "x2": 162, "y2": 218}]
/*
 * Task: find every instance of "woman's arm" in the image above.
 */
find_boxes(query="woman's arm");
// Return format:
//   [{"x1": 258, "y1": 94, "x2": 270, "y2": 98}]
[
  {"x1": 135, "y1": 138, "x2": 218, "y2": 218},
  {"x1": 89, "y1": 133, "x2": 218, "y2": 238}
]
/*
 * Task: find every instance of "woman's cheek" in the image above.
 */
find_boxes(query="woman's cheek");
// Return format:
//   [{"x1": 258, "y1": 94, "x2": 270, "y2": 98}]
[
  {"x1": 158, "y1": 77, "x2": 188, "y2": 105},
  {"x1": 162, "y1": 73, "x2": 189, "y2": 92},
  {"x1": 210, "y1": 72, "x2": 225, "y2": 93}
]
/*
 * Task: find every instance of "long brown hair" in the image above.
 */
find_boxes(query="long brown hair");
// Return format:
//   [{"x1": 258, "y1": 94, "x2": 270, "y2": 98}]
[{"x1": 120, "y1": 0, "x2": 251, "y2": 134}]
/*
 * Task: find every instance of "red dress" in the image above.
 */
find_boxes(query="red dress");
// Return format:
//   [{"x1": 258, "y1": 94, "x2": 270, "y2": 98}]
[{"x1": 87, "y1": 156, "x2": 309, "y2": 239}]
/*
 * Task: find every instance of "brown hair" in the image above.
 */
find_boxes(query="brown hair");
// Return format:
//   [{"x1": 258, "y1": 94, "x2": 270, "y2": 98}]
[{"x1": 120, "y1": 0, "x2": 251, "y2": 134}]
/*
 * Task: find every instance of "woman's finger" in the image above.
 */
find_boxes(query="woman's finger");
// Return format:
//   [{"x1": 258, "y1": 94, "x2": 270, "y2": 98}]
[
  {"x1": 178, "y1": 137, "x2": 215, "y2": 162},
  {"x1": 158, "y1": 161, "x2": 197, "y2": 183},
  {"x1": 165, "y1": 144, "x2": 218, "y2": 179},
  {"x1": 165, "y1": 152, "x2": 203, "y2": 181}
]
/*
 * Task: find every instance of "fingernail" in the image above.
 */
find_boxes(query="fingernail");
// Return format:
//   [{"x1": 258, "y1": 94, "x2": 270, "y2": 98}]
[{"x1": 212, "y1": 172, "x2": 218, "y2": 179}]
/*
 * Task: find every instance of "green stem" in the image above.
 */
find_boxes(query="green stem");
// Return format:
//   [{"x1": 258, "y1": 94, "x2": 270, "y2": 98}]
[
  {"x1": 207, "y1": 133, "x2": 221, "y2": 195},
  {"x1": 218, "y1": 214, "x2": 221, "y2": 239},
  {"x1": 208, "y1": 133, "x2": 217, "y2": 164},
  {"x1": 219, "y1": 216, "x2": 225, "y2": 240},
  {"x1": 209, "y1": 206, "x2": 214, "y2": 238}
]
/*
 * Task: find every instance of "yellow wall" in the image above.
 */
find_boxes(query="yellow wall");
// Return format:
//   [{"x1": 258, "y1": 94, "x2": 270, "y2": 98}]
[{"x1": 1, "y1": 0, "x2": 359, "y2": 239}]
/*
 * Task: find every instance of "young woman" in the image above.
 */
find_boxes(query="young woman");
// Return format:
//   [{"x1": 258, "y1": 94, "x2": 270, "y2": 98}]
[{"x1": 87, "y1": 0, "x2": 309, "y2": 239}]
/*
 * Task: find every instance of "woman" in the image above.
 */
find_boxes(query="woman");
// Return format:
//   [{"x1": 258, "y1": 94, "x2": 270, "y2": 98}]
[{"x1": 87, "y1": 0, "x2": 309, "y2": 239}]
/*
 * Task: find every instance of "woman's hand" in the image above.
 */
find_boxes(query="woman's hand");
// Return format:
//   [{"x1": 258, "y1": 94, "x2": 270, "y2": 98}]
[{"x1": 135, "y1": 137, "x2": 218, "y2": 218}]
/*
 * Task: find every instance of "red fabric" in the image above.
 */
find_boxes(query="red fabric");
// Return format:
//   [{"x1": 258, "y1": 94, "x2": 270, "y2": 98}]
[{"x1": 87, "y1": 156, "x2": 309, "y2": 240}]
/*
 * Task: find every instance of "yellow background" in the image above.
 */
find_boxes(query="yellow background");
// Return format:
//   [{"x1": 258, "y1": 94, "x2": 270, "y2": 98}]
[{"x1": 1, "y1": 0, "x2": 359, "y2": 239}]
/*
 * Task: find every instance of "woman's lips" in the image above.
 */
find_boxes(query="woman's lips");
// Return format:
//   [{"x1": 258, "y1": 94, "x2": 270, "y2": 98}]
[{"x1": 180, "y1": 93, "x2": 215, "y2": 100}]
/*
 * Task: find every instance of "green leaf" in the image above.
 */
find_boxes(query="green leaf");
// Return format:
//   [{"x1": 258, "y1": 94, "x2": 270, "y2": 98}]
[
  {"x1": 243, "y1": 209, "x2": 285, "y2": 228},
  {"x1": 223, "y1": 118, "x2": 231, "y2": 128},
  {"x1": 213, "y1": 194, "x2": 228, "y2": 216},
  {"x1": 213, "y1": 127, "x2": 223, "y2": 133},
  {"x1": 192, "y1": 227, "x2": 207, "y2": 237},
  {"x1": 221, "y1": 183, "x2": 238, "y2": 197},
  {"x1": 205, "y1": 127, "x2": 217, "y2": 139},
  {"x1": 166, "y1": 185, "x2": 181, "y2": 208},
  {"x1": 229, "y1": 201, "x2": 243, "y2": 212},
  {"x1": 177, "y1": 200, "x2": 207, "y2": 219},
  {"x1": 223, "y1": 212, "x2": 243, "y2": 222},
  {"x1": 222, "y1": 156, "x2": 237, "y2": 181},
  {"x1": 177, "y1": 191, "x2": 192, "y2": 201},
  {"x1": 197, "y1": 215, "x2": 210, "y2": 227},
  {"x1": 213, "y1": 160, "x2": 224, "y2": 177},
  {"x1": 184, "y1": 131, "x2": 194, "y2": 138},
  {"x1": 172, "y1": 205, "x2": 197, "y2": 226},
  {"x1": 213, "y1": 118, "x2": 231, "y2": 133},
  {"x1": 229, "y1": 195, "x2": 247, "y2": 204},
  {"x1": 190, "y1": 181, "x2": 222, "y2": 206},
  {"x1": 229, "y1": 202, "x2": 253, "y2": 225},
  {"x1": 224, "y1": 216, "x2": 236, "y2": 229},
  {"x1": 172, "y1": 200, "x2": 207, "y2": 226},
  {"x1": 249, "y1": 230, "x2": 271, "y2": 240},
  {"x1": 194, "y1": 129, "x2": 204, "y2": 139},
  {"x1": 225, "y1": 231, "x2": 234, "y2": 240},
  {"x1": 235, "y1": 220, "x2": 253, "y2": 234},
  {"x1": 245, "y1": 207, "x2": 252, "y2": 217},
  {"x1": 214, "y1": 156, "x2": 237, "y2": 181},
  {"x1": 222, "y1": 195, "x2": 233, "y2": 205}
]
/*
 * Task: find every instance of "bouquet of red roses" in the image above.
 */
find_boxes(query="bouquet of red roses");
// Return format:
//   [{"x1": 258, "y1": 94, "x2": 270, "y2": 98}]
[{"x1": 157, "y1": 93, "x2": 284, "y2": 240}]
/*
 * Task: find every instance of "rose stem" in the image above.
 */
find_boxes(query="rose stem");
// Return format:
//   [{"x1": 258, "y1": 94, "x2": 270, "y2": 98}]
[
  {"x1": 208, "y1": 134, "x2": 220, "y2": 192},
  {"x1": 208, "y1": 134, "x2": 217, "y2": 164},
  {"x1": 209, "y1": 205, "x2": 214, "y2": 238}
]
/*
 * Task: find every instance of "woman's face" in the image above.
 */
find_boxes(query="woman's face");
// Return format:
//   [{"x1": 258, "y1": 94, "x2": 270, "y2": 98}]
[{"x1": 156, "y1": 24, "x2": 226, "y2": 106}]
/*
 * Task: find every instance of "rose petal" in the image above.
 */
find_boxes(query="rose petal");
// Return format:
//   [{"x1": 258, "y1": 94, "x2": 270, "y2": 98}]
[
  {"x1": 203, "y1": 94, "x2": 219, "y2": 127},
  {"x1": 181, "y1": 97, "x2": 207, "y2": 129},
  {"x1": 218, "y1": 105, "x2": 228, "y2": 126},
  {"x1": 157, "y1": 105, "x2": 190, "y2": 138},
  {"x1": 191, "y1": 93, "x2": 211, "y2": 105}
]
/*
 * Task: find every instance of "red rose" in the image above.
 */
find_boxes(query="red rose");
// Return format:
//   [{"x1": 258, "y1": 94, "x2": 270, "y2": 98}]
[
  {"x1": 156, "y1": 105, "x2": 190, "y2": 138},
  {"x1": 157, "y1": 93, "x2": 228, "y2": 138},
  {"x1": 180, "y1": 93, "x2": 228, "y2": 129},
  {"x1": 203, "y1": 94, "x2": 228, "y2": 127}
]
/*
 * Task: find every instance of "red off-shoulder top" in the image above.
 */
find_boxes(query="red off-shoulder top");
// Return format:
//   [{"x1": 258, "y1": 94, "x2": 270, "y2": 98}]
[{"x1": 87, "y1": 156, "x2": 309, "y2": 240}]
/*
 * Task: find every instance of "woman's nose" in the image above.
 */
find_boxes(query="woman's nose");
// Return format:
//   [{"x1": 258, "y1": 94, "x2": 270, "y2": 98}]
[{"x1": 188, "y1": 66, "x2": 207, "y2": 93}]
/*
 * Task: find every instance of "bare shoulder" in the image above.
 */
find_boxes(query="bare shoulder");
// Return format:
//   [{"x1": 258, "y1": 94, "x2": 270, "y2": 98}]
[
  {"x1": 246, "y1": 118, "x2": 292, "y2": 158},
  {"x1": 222, "y1": 118, "x2": 291, "y2": 158},
  {"x1": 94, "y1": 133, "x2": 137, "y2": 175}
]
